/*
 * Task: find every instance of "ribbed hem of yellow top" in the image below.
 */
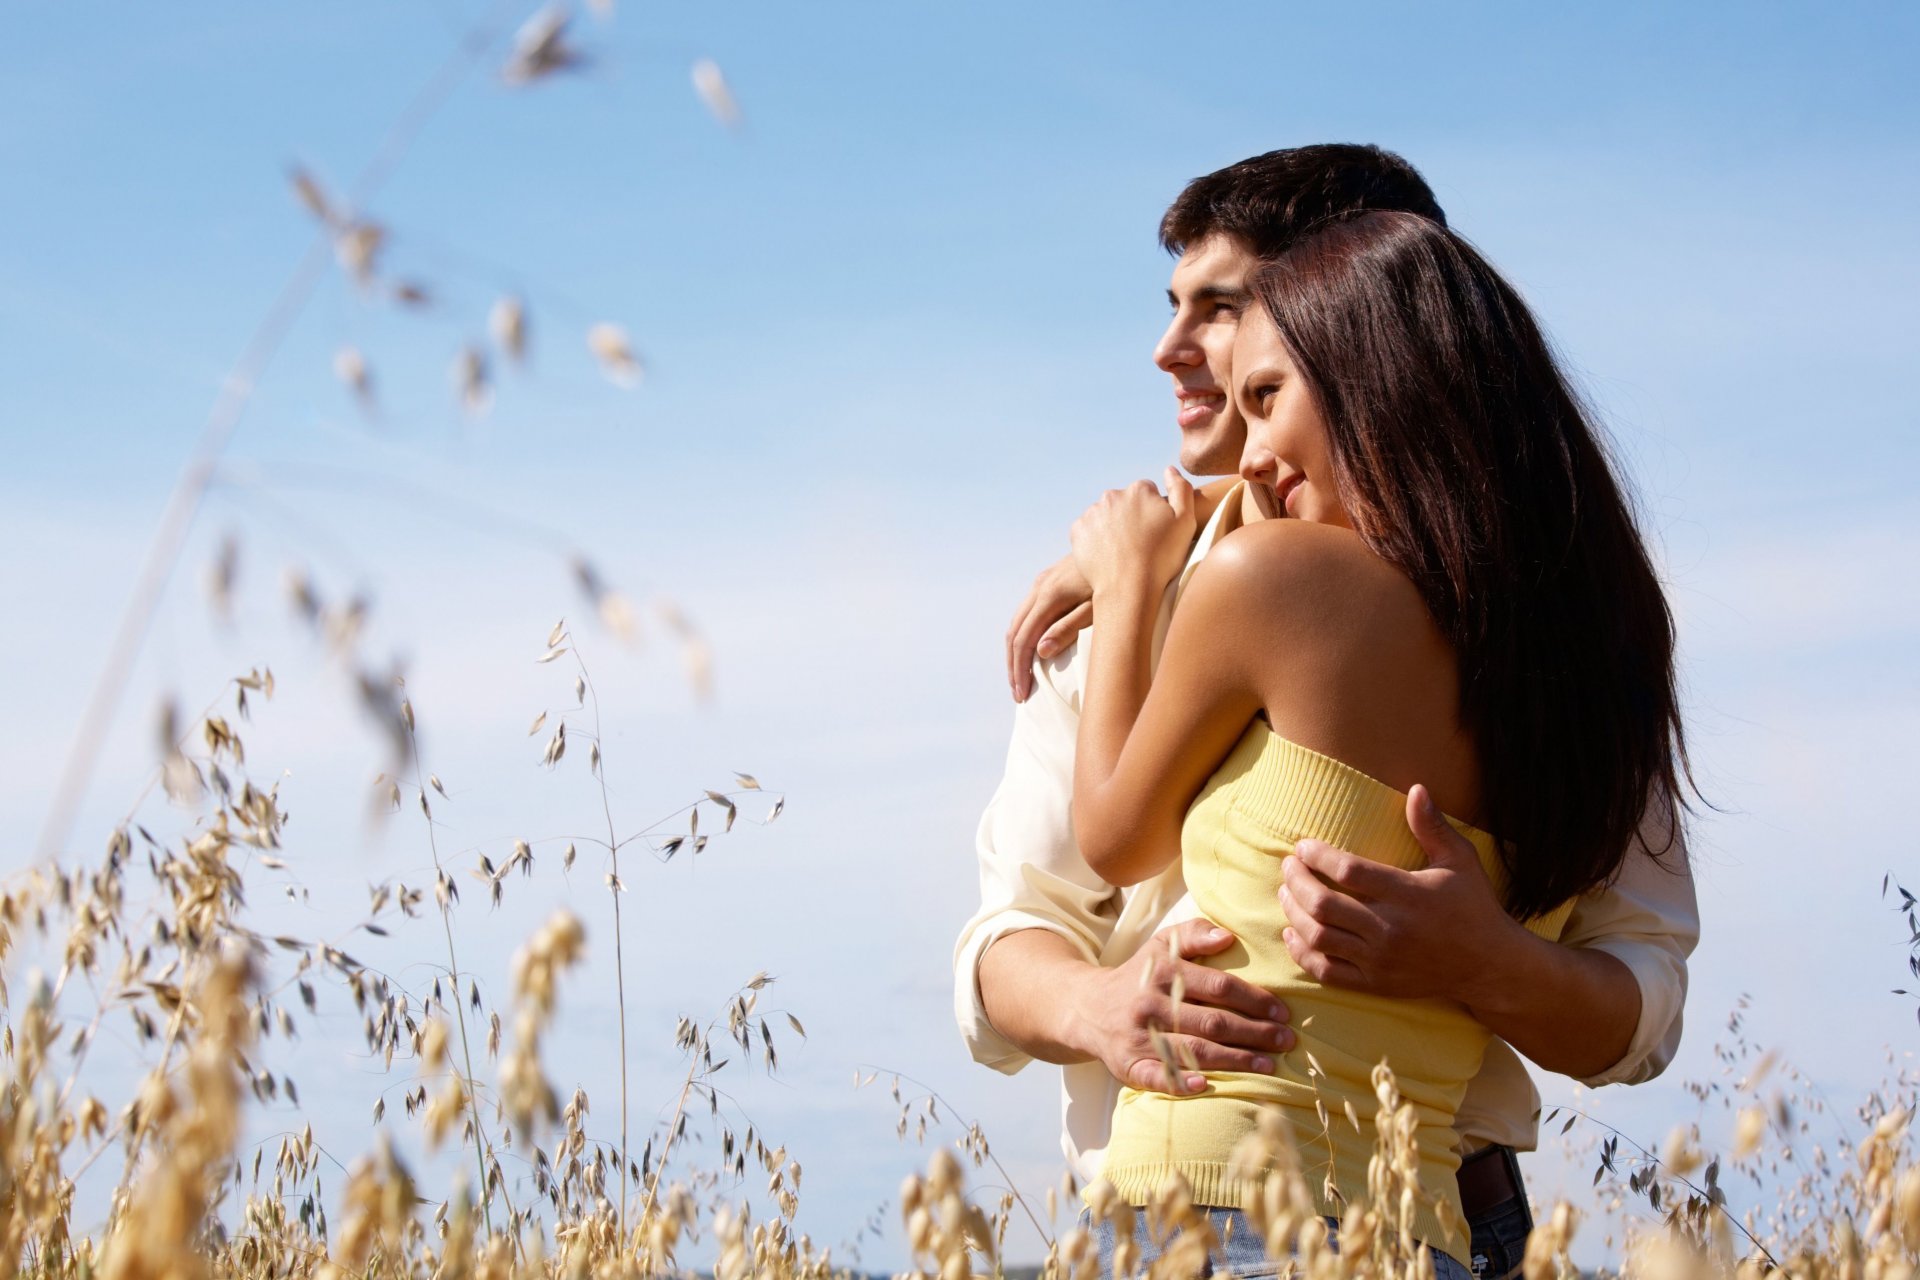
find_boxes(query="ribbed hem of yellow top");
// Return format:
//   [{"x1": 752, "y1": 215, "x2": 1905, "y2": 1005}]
[
  {"x1": 1089, "y1": 730, "x2": 1576, "y2": 1272},
  {"x1": 1098, "y1": 1160, "x2": 1469, "y2": 1268},
  {"x1": 1233, "y1": 728, "x2": 1575, "y2": 941}
]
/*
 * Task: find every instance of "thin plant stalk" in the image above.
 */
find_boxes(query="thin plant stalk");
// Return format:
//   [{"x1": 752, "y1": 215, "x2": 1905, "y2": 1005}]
[
  {"x1": 862, "y1": 1065, "x2": 1053, "y2": 1249},
  {"x1": 1555, "y1": 1105, "x2": 1779, "y2": 1268},
  {"x1": 103, "y1": 1000, "x2": 188, "y2": 1230},
  {"x1": 568, "y1": 643, "x2": 631, "y2": 1240},
  {"x1": 32, "y1": 0, "x2": 523, "y2": 869},
  {"x1": 634, "y1": 1015, "x2": 713, "y2": 1247},
  {"x1": 406, "y1": 712, "x2": 514, "y2": 1242}
]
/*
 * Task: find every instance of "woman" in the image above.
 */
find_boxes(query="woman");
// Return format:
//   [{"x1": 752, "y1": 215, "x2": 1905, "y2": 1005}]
[{"x1": 1067, "y1": 211, "x2": 1686, "y2": 1276}]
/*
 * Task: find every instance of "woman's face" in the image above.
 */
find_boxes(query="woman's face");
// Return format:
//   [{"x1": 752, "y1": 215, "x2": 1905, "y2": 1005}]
[{"x1": 1233, "y1": 305, "x2": 1353, "y2": 528}]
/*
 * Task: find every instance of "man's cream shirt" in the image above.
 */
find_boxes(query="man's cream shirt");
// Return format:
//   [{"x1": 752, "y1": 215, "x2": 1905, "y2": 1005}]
[{"x1": 953, "y1": 481, "x2": 1701, "y2": 1186}]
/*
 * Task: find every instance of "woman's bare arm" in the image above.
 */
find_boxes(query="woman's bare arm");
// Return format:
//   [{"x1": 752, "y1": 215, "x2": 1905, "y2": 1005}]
[
  {"x1": 1073, "y1": 516, "x2": 1470, "y2": 886},
  {"x1": 1006, "y1": 476, "x2": 1242, "y2": 701},
  {"x1": 1070, "y1": 537, "x2": 1267, "y2": 885}
]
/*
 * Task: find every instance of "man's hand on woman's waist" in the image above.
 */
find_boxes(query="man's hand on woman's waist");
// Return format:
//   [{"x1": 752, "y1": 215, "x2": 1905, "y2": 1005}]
[
  {"x1": 1277, "y1": 784, "x2": 1641, "y2": 1079},
  {"x1": 981, "y1": 919, "x2": 1295, "y2": 1093},
  {"x1": 1277, "y1": 784, "x2": 1514, "y2": 1000}
]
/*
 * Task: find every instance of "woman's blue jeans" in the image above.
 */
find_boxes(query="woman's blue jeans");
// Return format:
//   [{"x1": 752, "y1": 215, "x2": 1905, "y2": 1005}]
[{"x1": 1088, "y1": 1207, "x2": 1473, "y2": 1280}]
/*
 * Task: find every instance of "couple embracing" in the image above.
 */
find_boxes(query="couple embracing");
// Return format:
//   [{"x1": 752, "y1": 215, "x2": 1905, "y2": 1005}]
[{"x1": 953, "y1": 146, "x2": 1698, "y2": 1278}]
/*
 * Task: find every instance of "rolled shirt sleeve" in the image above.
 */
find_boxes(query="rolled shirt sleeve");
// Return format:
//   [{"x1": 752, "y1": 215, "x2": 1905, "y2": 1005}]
[
  {"x1": 954, "y1": 484, "x2": 1702, "y2": 1163},
  {"x1": 1558, "y1": 791, "x2": 1699, "y2": 1088},
  {"x1": 952, "y1": 643, "x2": 1117, "y2": 1075},
  {"x1": 1452, "y1": 793, "x2": 1700, "y2": 1153},
  {"x1": 952, "y1": 628, "x2": 1196, "y2": 1183},
  {"x1": 957, "y1": 493, "x2": 1241, "y2": 1078}
]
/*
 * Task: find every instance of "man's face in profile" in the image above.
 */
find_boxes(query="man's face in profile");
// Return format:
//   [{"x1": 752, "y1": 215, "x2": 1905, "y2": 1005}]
[{"x1": 1154, "y1": 233, "x2": 1259, "y2": 476}]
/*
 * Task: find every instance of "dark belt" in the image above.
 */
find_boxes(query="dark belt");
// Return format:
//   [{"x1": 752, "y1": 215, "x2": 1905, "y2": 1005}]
[{"x1": 1456, "y1": 1144, "x2": 1524, "y2": 1220}]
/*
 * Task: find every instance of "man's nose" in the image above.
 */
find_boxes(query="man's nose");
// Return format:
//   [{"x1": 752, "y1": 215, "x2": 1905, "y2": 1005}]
[{"x1": 1154, "y1": 319, "x2": 1199, "y2": 372}]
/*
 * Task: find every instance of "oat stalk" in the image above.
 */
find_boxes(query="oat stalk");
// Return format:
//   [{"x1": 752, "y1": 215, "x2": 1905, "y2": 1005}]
[
  {"x1": 32, "y1": 0, "x2": 526, "y2": 868},
  {"x1": 403, "y1": 701, "x2": 511, "y2": 1241},
  {"x1": 859, "y1": 1063, "x2": 1052, "y2": 1248},
  {"x1": 565, "y1": 638, "x2": 634, "y2": 1240},
  {"x1": 1553, "y1": 1103, "x2": 1779, "y2": 1267}
]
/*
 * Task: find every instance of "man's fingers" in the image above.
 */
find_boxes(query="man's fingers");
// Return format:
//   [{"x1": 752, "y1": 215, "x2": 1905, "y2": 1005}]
[
  {"x1": 1173, "y1": 1035, "x2": 1281, "y2": 1075},
  {"x1": 1006, "y1": 555, "x2": 1095, "y2": 701},
  {"x1": 1281, "y1": 856, "x2": 1382, "y2": 939},
  {"x1": 1008, "y1": 601, "x2": 1055, "y2": 703},
  {"x1": 1164, "y1": 918, "x2": 1236, "y2": 958},
  {"x1": 1122, "y1": 1037, "x2": 1280, "y2": 1095},
  {"x1": 1292, "y1": 838, "x2": 1408, "y2": 900},
  {"x1": 1283, "y1": 925, "x2": 1367, "y2": 987},
  {"x1": 1131, "y1": 987, "x2": 1291, "y2": 1052},
  {"x1": 1005, "y1": 599, "x2": 1033, "y2": 699},
  {"x1": 1136, "y1": 921, "x2": 1291, "y2": 1035},
  {"x1": 1281, "y1": 906, "x2": 1367, "y2": 965},
  {"x1": 1171, "y1": 958, "x2": 1290, "y2": 1024},
  {"x1": 1172, "y1": 1002, "x2": 1295, "y2": 1053},
  {"x1": 1159, "y1": 921, "x2": 1289, "y2": 1021},
  {"x1": 1405, "y1": 784, "x2": 1479, "y2": 869},
  {"x1": 1006, "y1": 577, "x2": 1067, "y2": 701},
  {"x1": 1122, "y1": 1056, "x2": 1205, "y2": 1096},
  {"x1": 1036, "y1": 602, "x2": 1092, "y2": 660}
]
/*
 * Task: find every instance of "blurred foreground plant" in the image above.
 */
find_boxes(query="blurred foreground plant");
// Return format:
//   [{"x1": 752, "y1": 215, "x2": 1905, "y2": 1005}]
[{"x1": 11, "y1": 4, "x2": 1920, "y2": 1280}]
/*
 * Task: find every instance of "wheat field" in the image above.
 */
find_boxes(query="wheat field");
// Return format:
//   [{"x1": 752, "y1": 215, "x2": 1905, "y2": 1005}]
[{"x1": 6, "y1": 5, "x2": 1918, "y2": 1280}]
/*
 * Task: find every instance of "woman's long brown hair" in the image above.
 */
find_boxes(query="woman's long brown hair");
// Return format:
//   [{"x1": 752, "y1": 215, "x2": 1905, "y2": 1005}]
[{"x1": 1252, "y1": 211, "x2": 1688, "y2": 919}]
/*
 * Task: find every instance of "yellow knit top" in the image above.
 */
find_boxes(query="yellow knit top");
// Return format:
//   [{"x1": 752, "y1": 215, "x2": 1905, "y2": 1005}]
[{"x1": 1097, "y1": 720, "x2": 1574, "y2": 1266}]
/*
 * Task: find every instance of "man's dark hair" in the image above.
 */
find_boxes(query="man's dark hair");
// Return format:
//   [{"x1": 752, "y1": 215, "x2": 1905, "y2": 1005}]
[
  {"x1": 1250, "y1": 211, "x2": 1688, "y2": 919},
  {"x1": 1159, "y1": 144, "x2": 1446, "y2": 259}
]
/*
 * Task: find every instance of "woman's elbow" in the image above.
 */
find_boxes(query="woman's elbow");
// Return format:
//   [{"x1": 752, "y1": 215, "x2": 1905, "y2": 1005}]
[
  {"x1": 1070, "y1": 801, "x2": 1124, "y2": 884},
  {"x1": 1072, "y1": 802, "x2": 1150, "y2": 887}
]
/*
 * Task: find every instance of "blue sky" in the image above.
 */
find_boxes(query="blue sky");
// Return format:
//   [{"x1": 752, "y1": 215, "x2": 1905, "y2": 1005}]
[{"x1": 2, "y1": 0, "x2": 1918, "y2": 1269}]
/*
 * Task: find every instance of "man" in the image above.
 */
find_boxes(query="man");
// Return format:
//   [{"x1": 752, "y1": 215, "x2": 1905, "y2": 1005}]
[{"x1": 953, "y1": 145, "x2": 1698, "y2": 1279}]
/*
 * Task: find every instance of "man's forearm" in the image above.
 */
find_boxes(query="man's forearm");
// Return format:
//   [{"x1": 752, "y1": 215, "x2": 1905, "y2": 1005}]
[
  {"x1": 1464, "y1": 925, "x2": 1641, "y2": 1079},
  {"x1": 977, "y1": 929, "x2": 1100, "y2": 1065}
]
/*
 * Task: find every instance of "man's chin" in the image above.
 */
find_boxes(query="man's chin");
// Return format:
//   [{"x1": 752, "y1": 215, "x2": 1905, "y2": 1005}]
[{"x1": 1179, "y1": 439, "x2": 1244, "y2": 479}]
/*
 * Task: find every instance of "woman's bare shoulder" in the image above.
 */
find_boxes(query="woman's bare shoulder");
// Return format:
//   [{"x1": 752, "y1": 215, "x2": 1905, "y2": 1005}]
[
  {"x1": 1192, "y1": 519, "x2": 1427, "y2": 634},
  {"x1": 1184, "y1": 518, "x2": 1463, "y2": 790}
]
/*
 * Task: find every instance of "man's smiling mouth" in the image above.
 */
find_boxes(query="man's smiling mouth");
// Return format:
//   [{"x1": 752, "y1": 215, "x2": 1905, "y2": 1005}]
[{"x1": 1177, "y1": 390, "x2": 1226, "y2": 426}]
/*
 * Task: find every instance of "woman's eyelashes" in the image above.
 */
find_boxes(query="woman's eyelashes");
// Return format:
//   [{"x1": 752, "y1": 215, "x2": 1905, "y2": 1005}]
[{"x1": 1240, "y1": 377, "x2": 1279, "y2": 417}]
